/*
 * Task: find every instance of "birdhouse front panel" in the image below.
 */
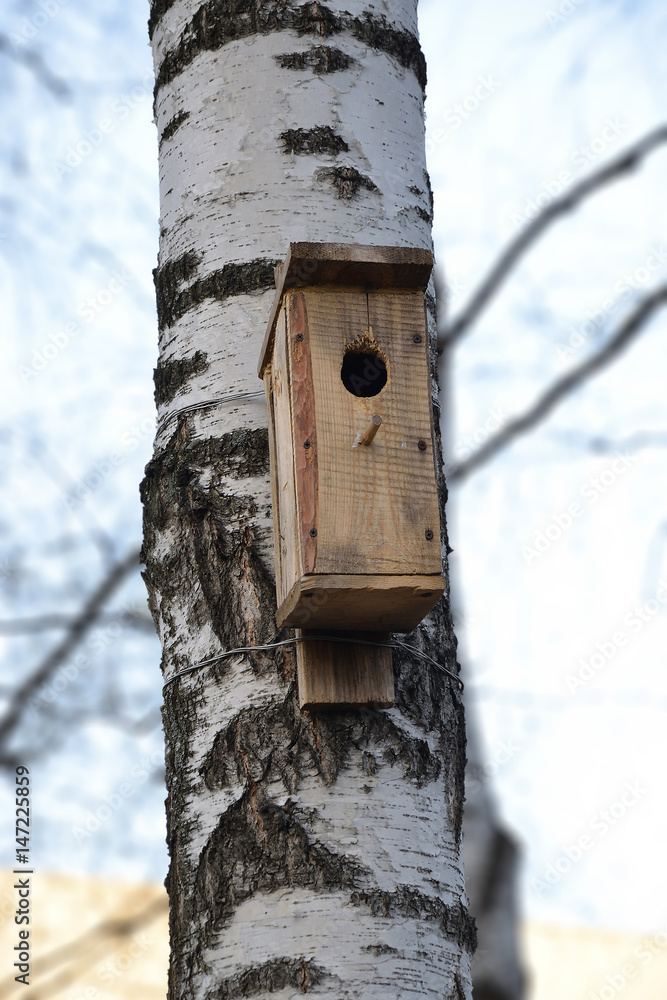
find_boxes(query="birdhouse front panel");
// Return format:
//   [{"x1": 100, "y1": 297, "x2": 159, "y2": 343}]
[{"x1": 260, "y1": 243, "x2": 445, "y2": 633}]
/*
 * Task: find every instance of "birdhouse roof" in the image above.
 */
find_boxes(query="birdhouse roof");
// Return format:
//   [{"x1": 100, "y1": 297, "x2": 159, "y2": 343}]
[{"x1": 258, "y1": 242, "x2": 433, "y2": 377}]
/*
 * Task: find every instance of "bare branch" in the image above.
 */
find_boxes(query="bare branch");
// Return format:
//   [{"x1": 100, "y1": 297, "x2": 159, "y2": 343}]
[
  {"x1": 439, "y1": 126, "x2": 667, "y2": 349},
  {"x1": 0, "y1": 608, "x2": 156, "y2": 635},
  {"x1": 448, "y1": 283, "x2": 667, "y2": 483},
  {"x1": 0, "y1": 613, "x2": 76, "y2": 634},
  {"x1": 0, "y1": 548, "x2": 140, "y2": 751},
  {"x1": 551, "y1": 429, "x2": 667, "y2": 453},
  {"x1": 0, "y1": 34, "x2": 71, "y2": 100}
]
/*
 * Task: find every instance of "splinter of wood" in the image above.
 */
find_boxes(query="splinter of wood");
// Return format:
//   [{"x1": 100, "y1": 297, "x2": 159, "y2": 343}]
[{"x1": 354, "y1": 414, "x2": 382, "y2": 448}]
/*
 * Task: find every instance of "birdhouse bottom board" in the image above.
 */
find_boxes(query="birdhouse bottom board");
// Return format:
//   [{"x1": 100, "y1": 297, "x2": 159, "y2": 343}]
[{"x1": 263, "y1": 285, "x2": 445, "y2": 634}]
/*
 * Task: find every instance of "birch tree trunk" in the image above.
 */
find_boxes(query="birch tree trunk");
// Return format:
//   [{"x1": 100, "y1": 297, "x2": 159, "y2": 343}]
[{"x1": 142, "y1": 2, "x2": 475, "y2": 997}]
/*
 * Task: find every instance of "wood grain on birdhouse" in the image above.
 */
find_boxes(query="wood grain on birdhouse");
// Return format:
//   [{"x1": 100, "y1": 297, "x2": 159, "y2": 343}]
[{"x1": 261, "y1": 243, "x2": 445, "y2": 637}]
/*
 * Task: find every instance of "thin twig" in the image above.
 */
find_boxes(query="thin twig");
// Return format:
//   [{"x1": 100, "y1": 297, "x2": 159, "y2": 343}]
[
  {"x1": 448, "y1": 283, "x2": 667, "y2": 482},
  {"x1": 551, "y1": 429, "x2": 667, "y2": 453},
  {"x1": 0, "y1": 34, "x2": 71, "y2": 99},
  {"x1": 0, "y1": 548, "x2": 140, "y2": 749},
  {"x1": 439, "y1": 126, "x2": 667, "y2": 350},
  {"x1": 0, "y1": 609, "x2": 155, "y2": 635}
]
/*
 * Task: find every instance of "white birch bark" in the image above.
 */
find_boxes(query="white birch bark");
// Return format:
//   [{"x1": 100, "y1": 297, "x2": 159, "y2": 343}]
[{"x1": 142, "y1": 2, "x2": 475, "y2": 997}]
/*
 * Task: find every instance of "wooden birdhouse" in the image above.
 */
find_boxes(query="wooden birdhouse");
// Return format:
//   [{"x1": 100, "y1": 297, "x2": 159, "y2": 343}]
[{"x1": 259, "y1": 242, "x2": 445, "y2": 651}]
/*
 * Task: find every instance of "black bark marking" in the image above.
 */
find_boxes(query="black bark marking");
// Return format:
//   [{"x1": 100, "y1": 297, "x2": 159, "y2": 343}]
[
  {"x1": 414, "y1": 205, "x2": 433, "y2": 224},
  {"x1": 155, "y1": 0, "x2": 342, "y2": 92},
  {"x1": 142, "y1": 429, "x2": 271, "y2": 527},
  {"x1": 153, "y1": 250, "x2": 202, "y2": 331},
  {"x1": 154, "y1": 350, "x2": 209, "y2": 406},
  {"x1": 154, "y1": 2, "x2": 426, "y2": 94},
  {"x1": 200, "y1": 695, "x2": 442, "y2": 794},
  {"x1": 364, "y1": 943, "x2": 400, "y2": 956},
  {"x1": 160, "y1": 109, "x2": 190, "y2": 146},
  {"x1": 317, "y1": 165, "x2": 377, "y2": 200},
  {"x1": 194, "y1": 787, "x2": 476, "y2": 953},
  {"x1": 141, "y1": 427, "x2": 274, "y2": 657},
  {"x1": 154, "y1": 257, "x2": 279, "y2": 329},
  {"x1": 425, "y1": 169, "x2": 435, "y2": 215},
  {"x1": 280, "y1": 125, "x2": 349, "y2": 156},
  {"x1": 449, "y1": 687, "x2": 467, "y2": 845},
  {"x1": 205, "y1": 957, "x2": 328, "y2": 999},
  {"x1": 393, "y1": 627, "x2": 466, "y2": 845},
  {"x1": 351, "y1": 11, "x2": 426, "y2": 89},
  {"x1": 350, "y1": 887, "x2": 477, "y2": 953},
  {"x1": 148, "y1": 0, "x2": 177, "y2": 39},
  {"x1": 452, "y1": 972, "x2": 468, "y2": 1000},
  {"x1": 276, "y1": 46, "x2": 357, "y2": 74},
  {"x1": 196, "y1": 788, "x2": 367, "y2": 933}
]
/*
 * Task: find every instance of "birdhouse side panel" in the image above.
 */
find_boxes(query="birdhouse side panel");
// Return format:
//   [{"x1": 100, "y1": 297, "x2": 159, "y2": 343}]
[
  {"x1": 287, "y1": 292, "x2": 318, "y2": 576},
  {"x1": 267, "y1": 305, "x2": 302, "y2": 607}
]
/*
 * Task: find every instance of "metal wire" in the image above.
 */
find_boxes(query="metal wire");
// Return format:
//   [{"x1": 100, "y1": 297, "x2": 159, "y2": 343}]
[
  {"x1": 156, "y1": 389, "x2": 266, "y2": 436},
  {"x1": 163, "y1": 633, "x2": 463, "y2": 692}
]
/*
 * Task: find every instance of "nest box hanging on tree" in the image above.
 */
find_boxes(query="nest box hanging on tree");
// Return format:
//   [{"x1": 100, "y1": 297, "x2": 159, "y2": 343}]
[{"x1": 258, "y1": 242, "x2": 445, "y2": 642}]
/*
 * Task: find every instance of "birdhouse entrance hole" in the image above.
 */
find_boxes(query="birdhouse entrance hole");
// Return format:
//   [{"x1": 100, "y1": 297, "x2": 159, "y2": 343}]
[
  {"x1": 341, "y1": 351, "x2": 387, "y2": 397},
  {"x1": 341, "y1": 341, "x2": 388, "y2": 397}
]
